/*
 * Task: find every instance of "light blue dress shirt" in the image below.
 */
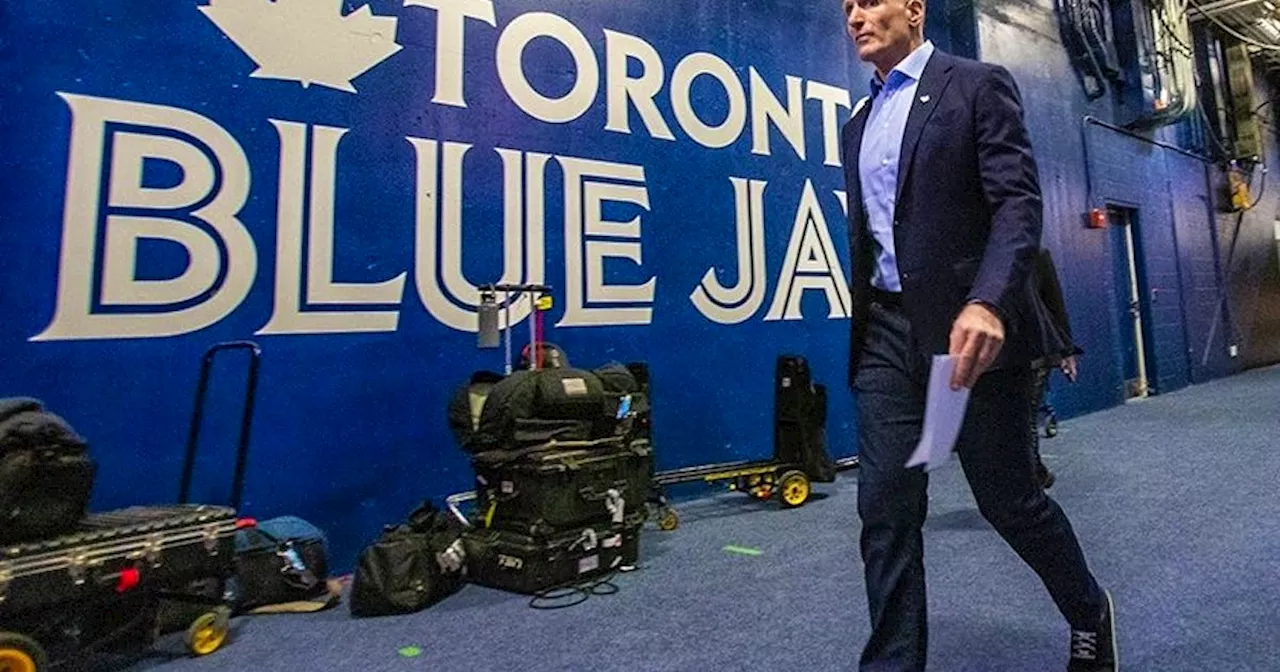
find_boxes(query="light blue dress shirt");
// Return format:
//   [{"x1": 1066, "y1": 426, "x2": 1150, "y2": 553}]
[{"x1": 858, "y1": 40, "x2": 936, "y2": 292}]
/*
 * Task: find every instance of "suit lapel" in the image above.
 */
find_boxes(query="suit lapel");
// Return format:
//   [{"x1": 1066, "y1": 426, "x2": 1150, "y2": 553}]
[
  {"x1": 847, "y1": 97, "x2": 872, "y2": 225},
  {"x1": 894, "y1": 52, "x2": 955, "y2": 206}
]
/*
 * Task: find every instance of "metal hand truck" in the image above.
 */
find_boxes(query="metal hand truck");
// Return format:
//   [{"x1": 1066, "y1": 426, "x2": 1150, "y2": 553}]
[{"x1": 0, "y1": 341, "x2": 262, "y2": 671}]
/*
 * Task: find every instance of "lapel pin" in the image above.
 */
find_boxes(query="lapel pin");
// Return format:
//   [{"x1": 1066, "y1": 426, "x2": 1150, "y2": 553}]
[{"x1": 920, "y1": 95, "x2": 931, "y2": 103}]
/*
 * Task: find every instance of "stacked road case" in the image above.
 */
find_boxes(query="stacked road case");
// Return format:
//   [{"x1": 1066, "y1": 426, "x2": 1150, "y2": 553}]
[{"x1": 458, "y1": 285, "x2": 652, "y2": 596}]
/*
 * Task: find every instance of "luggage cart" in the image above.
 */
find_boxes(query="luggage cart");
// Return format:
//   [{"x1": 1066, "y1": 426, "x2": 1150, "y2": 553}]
[
  {"x1": 0, "y1": 506, "x2": 243, "y2": 671},
  {"x1": 467, "y1": 289, "x2": 857, "y2": 533},
  {"x1": 0, "y1": 341, "x2": 263, "y2": 671},
  {"x1": 449, "y1": 453, "x2": 862, "y2": 535},
  {"x1": 646, "y1": 452, "x2": 860, "y2": 532},
  {"x1": 648, "y1": 458, "x2": 815, "y2": 531},
  {"x1": 646, "y1": 451, "x2": 862, "y2": 532}
]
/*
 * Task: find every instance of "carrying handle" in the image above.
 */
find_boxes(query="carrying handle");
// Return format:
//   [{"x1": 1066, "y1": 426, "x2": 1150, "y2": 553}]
[
  {"x1": 477, "y1": 283, "x2": 553, "y2": 373},
  {"x1": 239, "y1": 522, "x2": 287, "y2": 547},
  {"x1": 579, "y1": 480, "x2": 628, "y2": 500},
  {"x1": 246, "y1": 527, "x2": 320, "y2": 588},
  {"x1": 479, "y1": 283, "x2": 553, "y2": 293},
  {"x1": 179, "y1": 341, "x2": 262, "y2": 511}
]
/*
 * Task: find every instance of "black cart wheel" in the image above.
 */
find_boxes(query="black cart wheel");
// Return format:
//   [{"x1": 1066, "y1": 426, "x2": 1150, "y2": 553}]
[
  {"x1": 778, "y1": 470, "x2": 811, "y2": 508},
  {"x1": 0, "y1": 632, "x2": 47, "y2": 672}
]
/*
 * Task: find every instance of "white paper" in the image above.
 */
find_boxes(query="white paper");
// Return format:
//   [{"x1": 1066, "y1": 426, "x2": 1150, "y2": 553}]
[{"x1": 905, "y1": 355, "x2": 973, "y2": 471}]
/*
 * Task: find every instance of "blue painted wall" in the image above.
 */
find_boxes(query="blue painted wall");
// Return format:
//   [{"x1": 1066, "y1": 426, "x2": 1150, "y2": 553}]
[
  {"x1": 2, "y1": 0, "x2": 1277, "y2": 572},
  {"x1": 0, "y1": 1, "x2": 879, "y2": 569},
  {"x1": 1220, "y1": 158, "x2": 1280, "y2": 372}
]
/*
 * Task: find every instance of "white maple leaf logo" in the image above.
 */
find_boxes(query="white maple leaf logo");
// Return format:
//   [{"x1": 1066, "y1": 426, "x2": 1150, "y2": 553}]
[{"x1": 199, "y1": 0, "x2": 403, "y2": 93}]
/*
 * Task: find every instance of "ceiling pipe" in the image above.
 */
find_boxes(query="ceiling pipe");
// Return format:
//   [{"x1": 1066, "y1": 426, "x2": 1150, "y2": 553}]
[{"x1": 1189, "y1": 0, "x2": 1266, "y2": 19}]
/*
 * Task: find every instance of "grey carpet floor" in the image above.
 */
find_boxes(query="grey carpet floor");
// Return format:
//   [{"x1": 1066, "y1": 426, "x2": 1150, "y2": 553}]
[{"x1": 126, "y1": 365, "x2": 1280, "y2": 671}]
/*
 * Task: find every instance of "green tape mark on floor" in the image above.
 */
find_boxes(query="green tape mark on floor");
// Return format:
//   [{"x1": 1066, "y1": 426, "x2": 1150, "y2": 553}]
[
  {"x1": 398, "y1": 646, "x2": 423, "y2": 658},
  {"x1": 723, "y1": 545, "x2": 763, "y2": 556}
]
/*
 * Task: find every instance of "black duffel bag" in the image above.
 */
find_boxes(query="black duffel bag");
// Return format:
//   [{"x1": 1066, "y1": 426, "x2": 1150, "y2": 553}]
[
  {"x1": 349, "y1": 502, "x2": 467, "y2": 617},
  {"x1": 447, "y1": 370, "x2": 504, "y2": 452},
  {"x1": 0, "y1": 398, "x2": 97, "y2": 545},
  {"x1": 593, "y1": 362, "x2": 652, "y2": 439},
  {"x1": 0, "y1": 399, "x2": 88, "y2": 456},
  {"x1": 468, "y1": 368, "x2": 612, "y2": 452}
]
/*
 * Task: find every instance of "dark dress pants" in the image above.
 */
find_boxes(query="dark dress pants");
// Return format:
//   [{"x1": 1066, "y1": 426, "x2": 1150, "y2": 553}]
[
  {"x1": 853, "y1": 302, "x2": 1103, "y2": 671},
  {"x1": 1029, "y1": 363, "x2": 1052, "y2": 474}
]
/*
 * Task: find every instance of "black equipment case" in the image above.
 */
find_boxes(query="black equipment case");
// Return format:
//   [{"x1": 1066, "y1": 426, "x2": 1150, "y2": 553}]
[
  {"x1": 0, "y1": 505, "x2": 240, "y2": 669},
  {"x1": 462, "y1": 510, "x2": 643, "y2": 595},
  {"x1": 0, "y1": 505, "x2": 239, "y2": 620},
  {"x1": 774, "y1": 355, "x2": 836, "y2": 484},
  {"x1": 471, "y1": 437, "x2": 653, "y2": 534}
]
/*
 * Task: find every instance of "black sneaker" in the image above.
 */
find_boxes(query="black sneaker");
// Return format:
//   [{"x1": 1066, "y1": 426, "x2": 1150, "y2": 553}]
[{"x1": 1068, "y1": 589, "x2": 1117, "y2": 671}]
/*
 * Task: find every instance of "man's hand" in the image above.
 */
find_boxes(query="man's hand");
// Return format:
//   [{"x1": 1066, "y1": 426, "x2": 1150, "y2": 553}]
[
  {"x1": 1061, "y1": 355, "x2": 1078, "y2": 383},
  {"x1": 949, "y1": 303, "x2": 1005, "y2": 389}
]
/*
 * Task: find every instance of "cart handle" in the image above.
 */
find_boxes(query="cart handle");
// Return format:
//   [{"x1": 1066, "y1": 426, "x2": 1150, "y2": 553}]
[
  {"x1": 179, "y1": 341, "x2": 262, "y2": 511},
  {"x1": 446, "y1": 491, "x2": 477, "y2": 527}
]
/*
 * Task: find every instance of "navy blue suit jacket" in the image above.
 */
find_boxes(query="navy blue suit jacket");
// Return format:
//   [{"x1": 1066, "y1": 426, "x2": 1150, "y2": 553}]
[{"x1": 842, "y1": 49, "x2": 1056, "y2": 386}]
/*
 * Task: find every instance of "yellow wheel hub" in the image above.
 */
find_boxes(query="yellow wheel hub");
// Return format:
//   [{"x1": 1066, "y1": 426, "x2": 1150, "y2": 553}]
[
  {"x1": 0, "y1": 649, "x2": 36, "y2": 672},
  {"x1": 187, "y1": 612, "x2": 229, "y2": 657},
  {"x1": 780, "y1": 472, "x2": 810, "y2": 507}
]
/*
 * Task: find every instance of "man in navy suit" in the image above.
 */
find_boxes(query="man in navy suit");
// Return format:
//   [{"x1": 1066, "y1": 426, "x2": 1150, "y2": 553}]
[{"x1": 840, "y1": 0, "x2": 1118, "y2": 670}]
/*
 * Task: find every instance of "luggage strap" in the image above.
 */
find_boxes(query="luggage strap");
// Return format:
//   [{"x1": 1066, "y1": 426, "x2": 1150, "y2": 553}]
[
  {"x1": 604, "y1": 489, "x2": 625, "y2": 524},
  {"x1": 568, "y1": 528, "x2": 599, "y2": 552},
  {"x1": 436, "y1": 539, "x2": 466, "y2": 574},
  {"x1": 243, "y1": 526, "x2": 321, "y2": 591},
  {"x1": 472, "y1": 437, "x2": 626, "y2": 466}
]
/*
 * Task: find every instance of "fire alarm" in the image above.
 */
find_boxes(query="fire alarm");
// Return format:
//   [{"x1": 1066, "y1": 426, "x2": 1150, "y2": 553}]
[{"x1": 1087, "y1": 208, "x2": 1109, "y2": 229}]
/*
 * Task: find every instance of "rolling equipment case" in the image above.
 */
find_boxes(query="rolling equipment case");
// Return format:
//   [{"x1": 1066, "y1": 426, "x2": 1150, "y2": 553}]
[
  {"x1": 0, "y1": 341, "x2": 263, "y2": 671},
  {"x1": 471, "y1": 437, "x2": 653, "y2": 534},
  {"x1": 462, "y1": 510, "x2": 644, "y2": 595},
  {"x1": 0, "y1": 506, "x2": 240, "y2": 670}
]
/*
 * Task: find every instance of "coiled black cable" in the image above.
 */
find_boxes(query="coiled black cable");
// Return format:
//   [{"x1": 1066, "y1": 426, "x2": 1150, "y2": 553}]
[{"x1": 528, "y1": 570, "x2": 625, "y2": 610}]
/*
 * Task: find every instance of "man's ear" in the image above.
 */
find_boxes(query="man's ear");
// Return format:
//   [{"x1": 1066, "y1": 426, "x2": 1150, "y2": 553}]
[{"x1": 908, "y1": 0, "x2": 926, "y2": 28}]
